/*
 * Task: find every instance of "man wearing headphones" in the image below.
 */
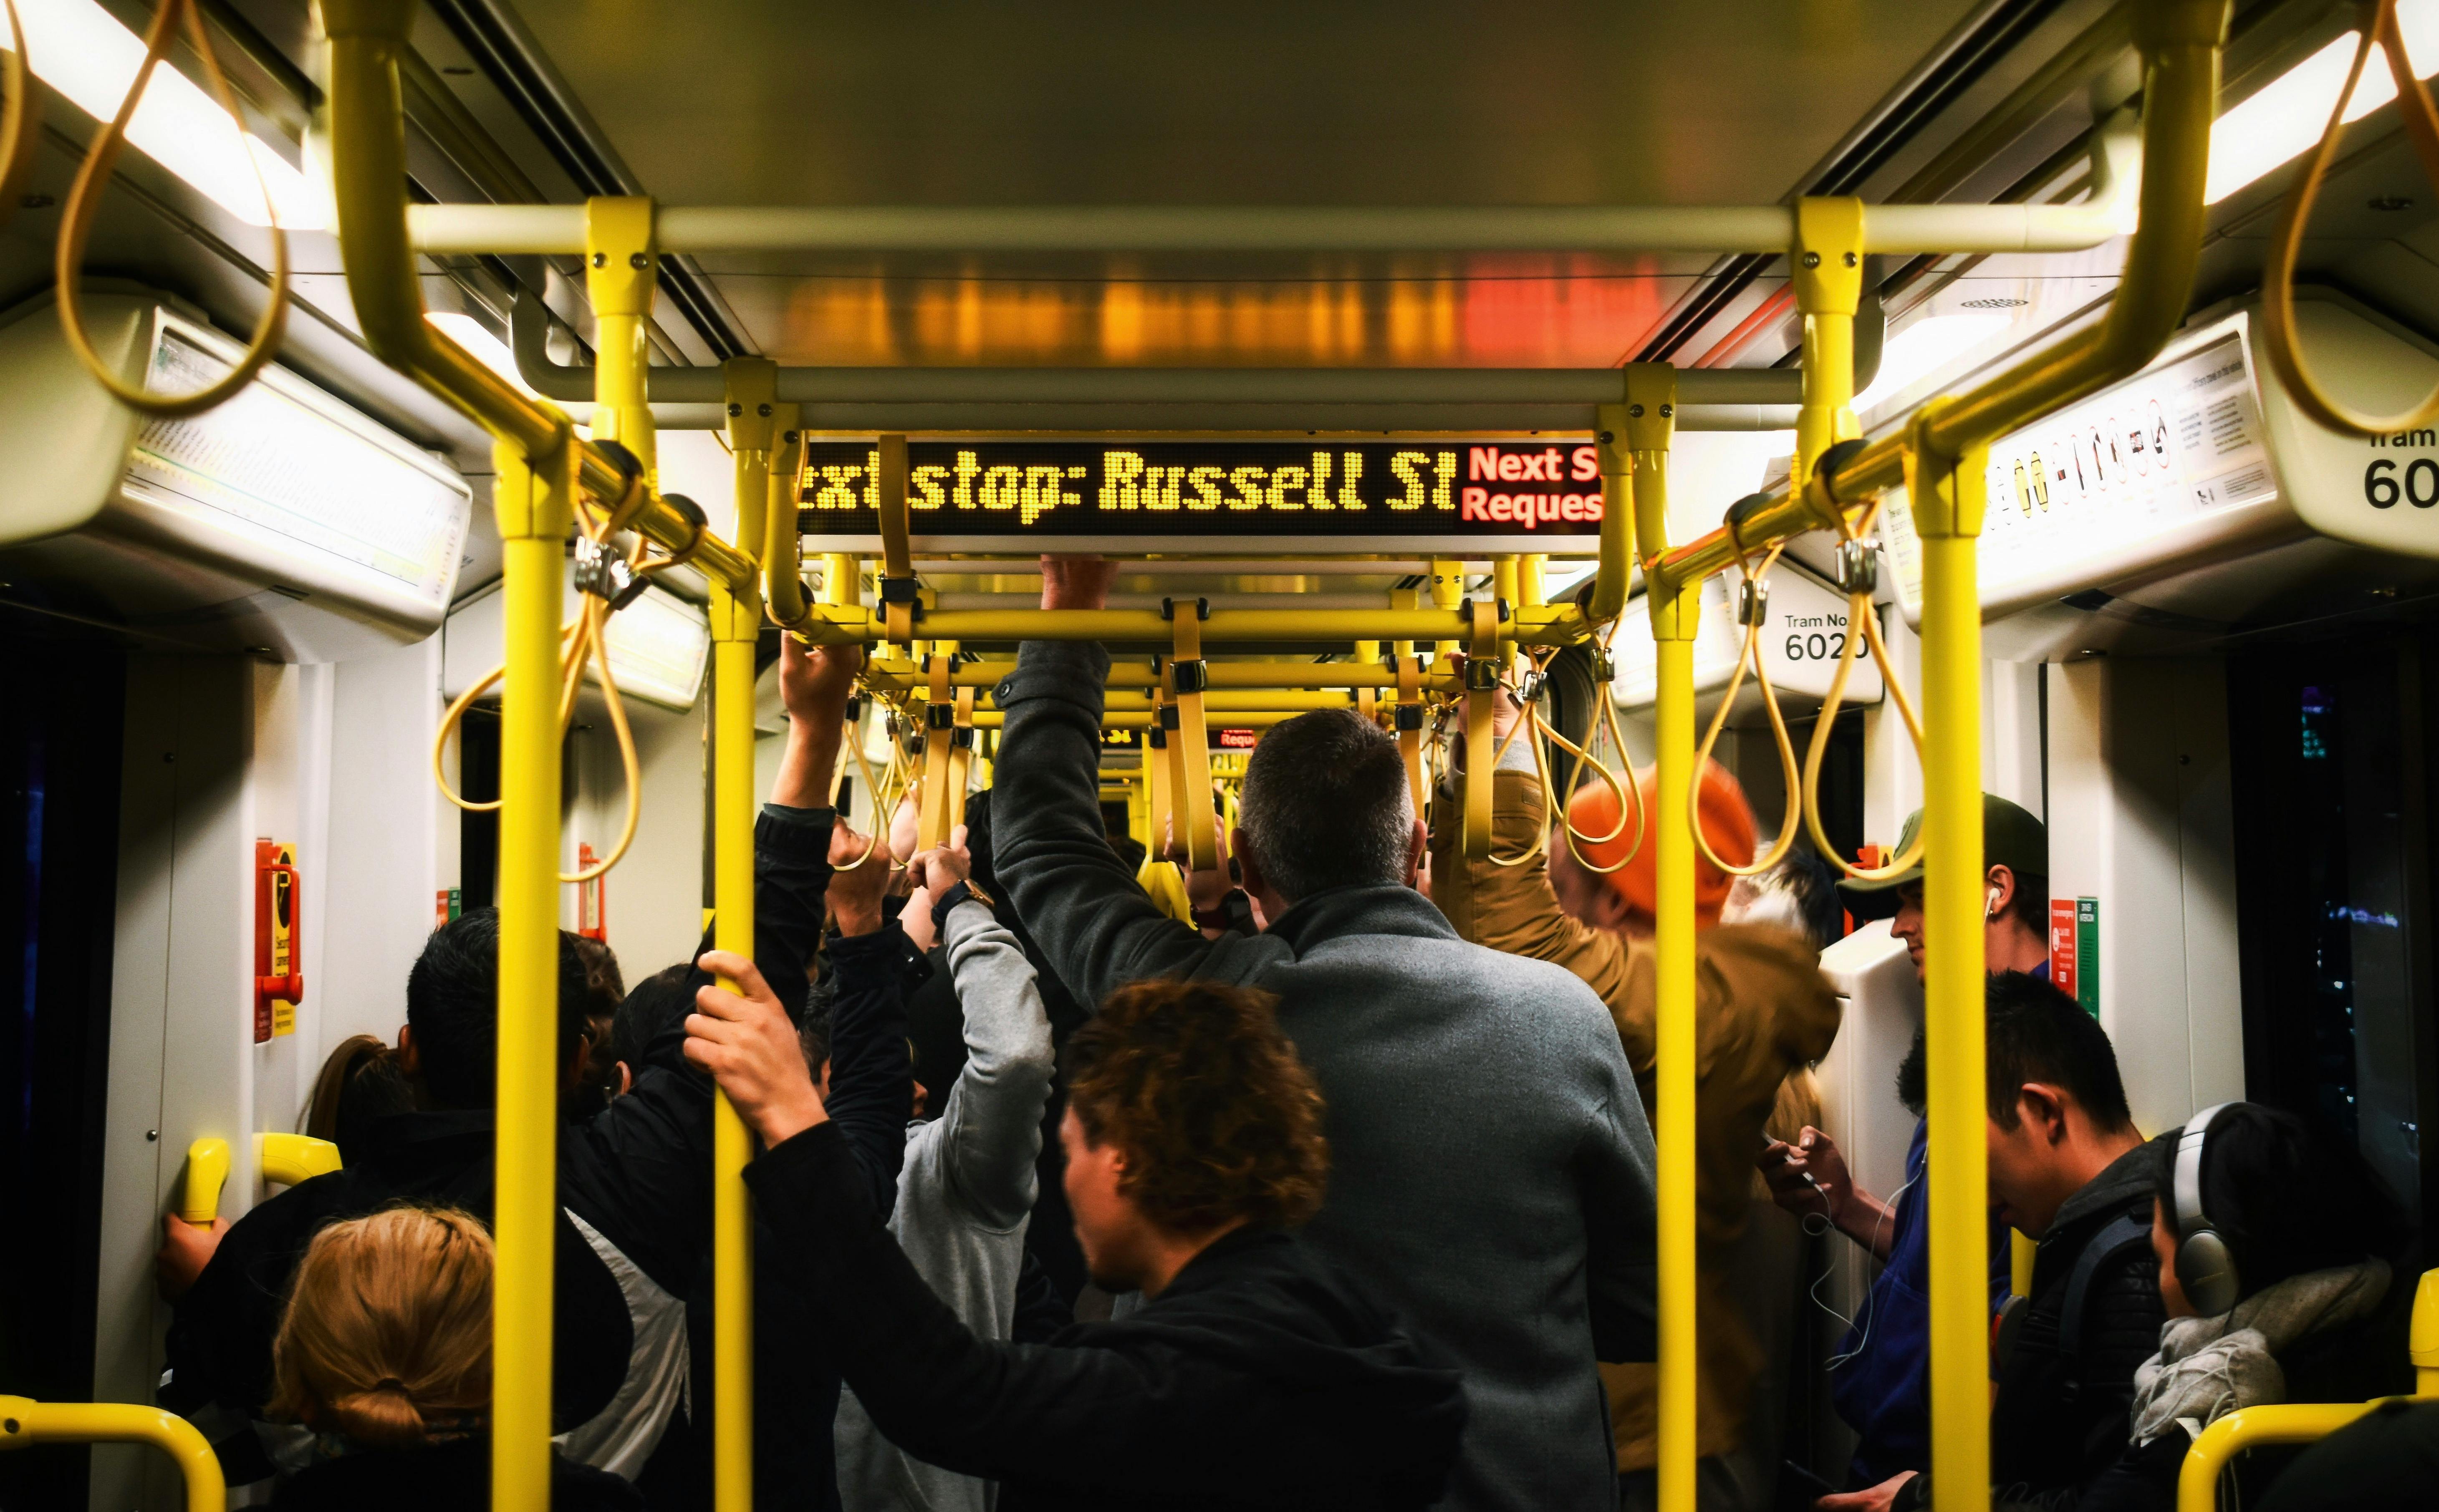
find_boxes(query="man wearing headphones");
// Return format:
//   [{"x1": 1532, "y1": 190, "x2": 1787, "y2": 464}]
[
  {"x1": 1760, "y1": 793, "x2": 2049, "y2": 1497},
  {"x1": 1818, "y1": 973, "x2": 2166, "y2": 1512}
]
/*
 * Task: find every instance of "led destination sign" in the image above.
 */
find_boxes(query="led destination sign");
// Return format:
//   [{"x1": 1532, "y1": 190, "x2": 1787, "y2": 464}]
[{"x1": 797, "y1": 440, "x2": 1606, "y2": 548}]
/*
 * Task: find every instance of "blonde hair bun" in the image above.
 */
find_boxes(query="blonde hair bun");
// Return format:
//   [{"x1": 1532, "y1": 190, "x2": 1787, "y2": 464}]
[{"x1": 269, "y1": 1207, "x2": 494, "y2": 1448}]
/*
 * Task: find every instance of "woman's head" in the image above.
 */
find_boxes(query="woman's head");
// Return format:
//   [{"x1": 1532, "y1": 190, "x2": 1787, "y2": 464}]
[
  {"x1": 269, "y1": 1207, "x2": 494, "y2": 1448},
  {"x1": 2147, "y1": 1102, "x2": 2406, "y2": 1317}
]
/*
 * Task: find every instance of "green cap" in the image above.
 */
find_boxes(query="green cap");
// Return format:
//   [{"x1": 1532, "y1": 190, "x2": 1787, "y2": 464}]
[{"x1": 1838, "y1": 792, "x2": 2048, "y2": 894}]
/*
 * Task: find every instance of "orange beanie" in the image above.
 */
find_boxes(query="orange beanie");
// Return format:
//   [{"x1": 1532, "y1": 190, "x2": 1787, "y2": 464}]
[{"x1": 1564, "y1": 760, "x2": 1757, "y2": 926}]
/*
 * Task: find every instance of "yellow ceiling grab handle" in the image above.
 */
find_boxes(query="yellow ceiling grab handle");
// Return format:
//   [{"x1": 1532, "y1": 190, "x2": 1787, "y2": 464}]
[
  {"x1": 177, "y1": 1138, "x2": 229, "y2": 1227},
  {"x1": 56, "y1": 0, "x2": 290, "y2": 418},
  {"x1": 1692, "y1": 535, "x2": 1804, "y2": 879},
  {"x1": 0, "y1": 0, "x2": 43, "y2": 237},
  {"x1": 2258, "y1": 0, "x2": 2439, "y2": 438},
  {"x1": 0, "y1": 1396, "x2": 225, "y2": 1512},
  {"x1": 1165, "y1": 599, "x2": 1219, "y2": 873}
]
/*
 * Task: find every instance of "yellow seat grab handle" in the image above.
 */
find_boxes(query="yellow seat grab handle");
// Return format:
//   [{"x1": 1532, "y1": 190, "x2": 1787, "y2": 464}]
[
  {"x1": 0, "y1": 1396, "x2": 225, "y2": 1512},
  {"x1": 2259, "y1": 0, "x2": 2439, "y2": 438}
]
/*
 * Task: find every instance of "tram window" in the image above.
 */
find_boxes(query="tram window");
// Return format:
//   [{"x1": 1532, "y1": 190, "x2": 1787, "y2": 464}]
[
  {"x1": 1784, "y1": 707, "x2": 1868, "y2": 864},
  {"x1": 457, "y1": 706, "x2": 500, "y2": 913},
  {"x1": 0, "y1": 628, "x2": 126, "y2": 1510},
  {"x1": 2229, "y1": 638, "x2": 2437, "y2": 1228}
]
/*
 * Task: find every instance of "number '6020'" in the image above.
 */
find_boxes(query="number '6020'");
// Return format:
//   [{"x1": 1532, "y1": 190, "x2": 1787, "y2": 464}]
[{"x1": 2365, "y1": 457, "x2": 2439, "y2": 508}]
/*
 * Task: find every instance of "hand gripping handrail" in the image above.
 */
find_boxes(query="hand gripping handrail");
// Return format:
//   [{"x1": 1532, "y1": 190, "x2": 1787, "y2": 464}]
[
  {"x1": 0, "y1": 1397, "x2": 224, "y2": 1512},
  {"x1": 318, "y1": 0, "x2": 752, "y2": 595}
]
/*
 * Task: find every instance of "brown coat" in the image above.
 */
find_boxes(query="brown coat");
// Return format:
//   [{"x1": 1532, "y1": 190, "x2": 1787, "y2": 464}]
[{"x1": 1430, "y1": 768, "x2": 1841, "y2": 1470}]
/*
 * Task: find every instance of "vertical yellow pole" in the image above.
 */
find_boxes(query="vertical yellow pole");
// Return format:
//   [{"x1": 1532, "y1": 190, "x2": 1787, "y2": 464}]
[
  {"x1": 1791, "y1": 198, "x2": 1866, "y2": 490},
  {"x1": 1518, "y1": 554, "x2": 1545, "y2": 608},
  {"x1": 1492, "y1": 555, "x2": 1520, "y2": 611},
  {"x1": 1429, "y1": 558, "x2": 1464, "y2": 660},
  {"x1": 585, "y1": 197, "x2": 659, "y2": 487},
  {"x1": 1624, "y1": 363, "x2": 1695, "y2": 1512},
  {"x1": 712, "y1": 361, "x2": 774, "y2": 1512},
  {"x1": 1911, "y1": 409, "x2": 1990, "y2": 1512},
  {"x1": 490, "y1": 437, "x2": 573, "y2": 1512}
]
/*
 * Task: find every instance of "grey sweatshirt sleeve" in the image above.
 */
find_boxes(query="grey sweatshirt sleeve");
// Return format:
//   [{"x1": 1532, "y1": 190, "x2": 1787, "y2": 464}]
[
  {"x1": 937, "y1": 899, "x2": 1058, "y2": 1229},
  {"x1": 1576, "y1": 1055, "x2": 1661, "y2": 1363}
]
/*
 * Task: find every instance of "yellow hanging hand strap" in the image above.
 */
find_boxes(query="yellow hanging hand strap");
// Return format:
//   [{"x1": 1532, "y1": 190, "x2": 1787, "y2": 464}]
[
  {"x1": 1462, "y1": 597, "x2": 1501, "y2": 861},
  {"x1": 1145, "y1": 683, "x2": 1176, "y2": 867},
  {"x1": 917, "y1": 653, "x2": 955, "y2": 851},
  {"x1": 2260, "y1": 0, "x2": 2439, "y2": 437},
  {"x1": 1165, "y1": 599, "x2": 1218, "y2": 871},
  {"x1": 947, "y1": 686, "x2": 976, "y2": 835},
  {"x1": 1394, "y1": 652, "x2": 1425, "y2": 819},
  {"x1": 877, "y1": 434, "x2": 919, "y2": 646}
]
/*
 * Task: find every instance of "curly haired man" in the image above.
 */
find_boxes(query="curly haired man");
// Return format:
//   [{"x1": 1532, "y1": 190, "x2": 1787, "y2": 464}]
[{"x1": 687, "y1": 959, "x2": 1469, "y2": 1510}]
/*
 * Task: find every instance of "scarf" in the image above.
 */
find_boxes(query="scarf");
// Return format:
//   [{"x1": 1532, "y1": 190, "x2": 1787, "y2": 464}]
[{"x1": 2128, "y1": 1259, "x2": 2390, "y2": 1446}]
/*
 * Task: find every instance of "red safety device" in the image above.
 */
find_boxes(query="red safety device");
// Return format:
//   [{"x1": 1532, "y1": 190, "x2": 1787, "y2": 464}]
[
  {"x1": 254, "y1": 839, "x2": 303, "y2": 1042},
  {"x1": 578, "y1": 843, "x2": 607, "y2": 941}
]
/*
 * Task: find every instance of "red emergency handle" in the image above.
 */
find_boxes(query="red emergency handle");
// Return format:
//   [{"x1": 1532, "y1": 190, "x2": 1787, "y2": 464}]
[{"x1": 254, "y1": 841, "x2": 303, "y2": 1041}]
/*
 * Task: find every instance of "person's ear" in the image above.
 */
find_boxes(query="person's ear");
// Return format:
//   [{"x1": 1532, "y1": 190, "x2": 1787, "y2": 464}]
[
  {"x1": 1987, "y1": 864, "x2": 2016, "y2": 919},
  {"x1": 2019, "y1": 1084, "x2": 2068, "y2": 1144},
  {"x1": 1231, "y1": 826, "x2": 1263, "y2": 893},
  {"x1": 616, "y1": 1062, "x2": 634, "y2": 1098},
  {"x1": 1403, "y1": 815, "x2": 1427, "y2": 885},
  {"x1": 395, "y1": 1026, "x2": 420, "y2": 1078}
]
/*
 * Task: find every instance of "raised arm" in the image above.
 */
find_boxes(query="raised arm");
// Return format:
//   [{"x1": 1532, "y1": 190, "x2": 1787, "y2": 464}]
[
  {"x1": 751, "y1": 636, "x2": 866, "y2": 1013},
  {"x1": 989, "y1": 557, "x2": 1219, "y2": 1005},
  {"x1": 934, "y1": 889, "x2": 1055, "y2": 1229},
  {"x1": 822, "y1": 825, "x2": 917, "y2": 1214}
]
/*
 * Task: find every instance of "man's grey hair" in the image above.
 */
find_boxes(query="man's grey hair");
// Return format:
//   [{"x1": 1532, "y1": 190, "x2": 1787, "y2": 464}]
[{"x1": 1237, "y1": 709, "x2": 1417, "y2": 903}]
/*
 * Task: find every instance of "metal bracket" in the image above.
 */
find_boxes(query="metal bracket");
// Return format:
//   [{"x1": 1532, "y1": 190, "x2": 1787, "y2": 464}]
[
  {"x1": 1160, "y1": 596, "x2": 1212, "y2": 621},
  {"x1": 572, "y1": 535, "x2": 640, "y2": 608},
  {"x1": 1169, "y1": 658, "x2": 1209, "y2": 694},
  {"x1": 1737, "y1": 576, "x2": 1770, "y2": 626},
  {"x1": 1834, "y1": 538, "x2": 1879, "y2": 596}
]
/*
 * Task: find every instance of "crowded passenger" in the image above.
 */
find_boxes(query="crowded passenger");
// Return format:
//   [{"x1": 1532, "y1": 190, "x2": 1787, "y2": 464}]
[
  {"x1": 1820, "y1": 972, "x2": 2167, "y2": 1512},
  {"x1": 1760, "y1": 792, "x2": 2049, "y2": 1492},
  {"x1": 263, "y1": 1207, "x2": 639, "y2": 1511},
  {"x1": 686, "y1": 956, "x2": 1469, "y2": 1507},
  {"x1": 2071, "y1": 1101, "x2": 2414, "y2": 1510},
  {"x1": 2255, "y1": 1397, "x2": 2439, "y2": 1512},
  {"x1": 833, "y1": 821, "x2": 1059, "y2": 1512},
  {"x1": 987, "y1": 555, "x2": 1657, "y2": 1512},
  {"x1": 155, "y1": 635, "x2": 866, "y2": 1496},
  {"x1": 1426, "y1": 686, "x2": 1840, "y2": 1509}
]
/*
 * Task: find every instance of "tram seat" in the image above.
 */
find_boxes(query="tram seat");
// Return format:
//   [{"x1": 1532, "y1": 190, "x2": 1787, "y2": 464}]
[{"x1": 2177, "y1": 1268, "x2": 2439, "y2": 1511}]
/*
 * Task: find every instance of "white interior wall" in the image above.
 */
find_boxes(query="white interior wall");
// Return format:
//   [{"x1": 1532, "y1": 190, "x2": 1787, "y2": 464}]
[
  {"x1": 2045, "y1": 657, "x2": 2245, "y2": 1134},
  {"x1": 315, "y1": 633, "x2": 450, "y2": 1054},
  {"x1": 1861, "y1": 607, "x2": 1923, "y2": 850},
  {"x1": 1982, "y1": 659, "x2": 2045, "y2": 821}
]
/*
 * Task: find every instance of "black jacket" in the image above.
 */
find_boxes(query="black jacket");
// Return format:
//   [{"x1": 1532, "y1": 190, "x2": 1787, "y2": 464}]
[
  {"x1": 743, "y1": 1120, "x2": 1470, "y2": 1511},
  {"x1": 270, "y1": 1438, "x2": 641, "y2": 1512},
  {"x1": 674, "y1": 919, "x2": 916, "y2": 1512},
  {"x1": 1990, "y1": 1140, "x2": 2170, "y2": 1506},
  {"x1": 165, "y1": 806, "x2": 838, "y2": 1488}
]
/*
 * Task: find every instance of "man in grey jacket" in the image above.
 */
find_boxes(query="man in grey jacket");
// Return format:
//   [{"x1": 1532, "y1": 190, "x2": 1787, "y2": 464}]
[
  {"x1": 834, "y1": 825, "x2": 1057, "y2": 1512},
  {"x1": 984, "y1": 555, "x2": 1659, "y2": 1512}
]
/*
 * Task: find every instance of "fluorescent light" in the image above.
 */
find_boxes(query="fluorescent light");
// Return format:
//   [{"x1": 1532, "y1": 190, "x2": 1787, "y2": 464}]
[
  {"x1": 426, "y1": 311, "x2": 592, "y2": 437},
  {"x1": 1855, "y1": 313, "x2": 2015, "y2": 412},
  {"x1": 2206, "y1": 3, "x2": 2439, "y2": 204},
  {"x1": 426, "y1": 312, "x2": 541, "y2": 399},
  {"x1": 10, "y1": 0, "x2": 328, "y2": 230}
]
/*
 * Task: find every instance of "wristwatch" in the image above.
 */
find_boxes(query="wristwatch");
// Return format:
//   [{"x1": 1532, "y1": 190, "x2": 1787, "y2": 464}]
[
  {"x1": 1190, "y1": 888, "x2": 1257, "y2": 936},
  {"x1": 930, "y1": 878, "x2": 994, "y2": 935}
]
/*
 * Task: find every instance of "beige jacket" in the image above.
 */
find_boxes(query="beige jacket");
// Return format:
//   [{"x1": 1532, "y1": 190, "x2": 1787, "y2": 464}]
[{"x1": 1431, "y1": 768, "x2": 1841, "y2": 1470}]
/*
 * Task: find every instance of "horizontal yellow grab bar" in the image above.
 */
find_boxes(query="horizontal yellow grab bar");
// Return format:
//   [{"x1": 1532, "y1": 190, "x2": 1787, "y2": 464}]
[
  {"x1": 866, "y1": 658, "x2": 1461, "y2": 692},
  {"x1": 805, "y1": 606, "x2": 1559, "y2": 648}
]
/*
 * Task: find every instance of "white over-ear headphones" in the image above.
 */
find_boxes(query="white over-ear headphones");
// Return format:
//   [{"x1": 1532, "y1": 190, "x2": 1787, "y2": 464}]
[{"x1": 2172, "y1": 1102, "x2": 2241, "y2": 1315}]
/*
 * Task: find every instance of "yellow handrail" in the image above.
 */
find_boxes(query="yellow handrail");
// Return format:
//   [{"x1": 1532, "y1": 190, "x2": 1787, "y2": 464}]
[
  {"x1": 2175, "y1": 1402, "x2": 2390, "y2": 1512},
  {"x1": 0, "y1": 1396, "x2": 224, "y2": 1512},
  {"x1": 318, "y1": 0, "x2": 753, "y2": 595}
]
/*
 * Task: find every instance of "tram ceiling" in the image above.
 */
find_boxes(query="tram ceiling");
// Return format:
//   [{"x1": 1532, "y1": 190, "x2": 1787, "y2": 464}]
[{"x1": 480, "y1": 0, "x2": 1991, "y2": 368}]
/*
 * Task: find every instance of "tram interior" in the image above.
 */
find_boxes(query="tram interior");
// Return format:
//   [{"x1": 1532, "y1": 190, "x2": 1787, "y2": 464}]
[{"x1": 7, "y1": 0, "x2": 2439, "y2": 1509}]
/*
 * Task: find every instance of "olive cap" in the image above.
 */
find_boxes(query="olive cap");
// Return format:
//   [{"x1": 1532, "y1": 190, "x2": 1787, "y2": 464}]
[{"x1": 1838, "y1": 792, "x2": 2047, "y2": 894}]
